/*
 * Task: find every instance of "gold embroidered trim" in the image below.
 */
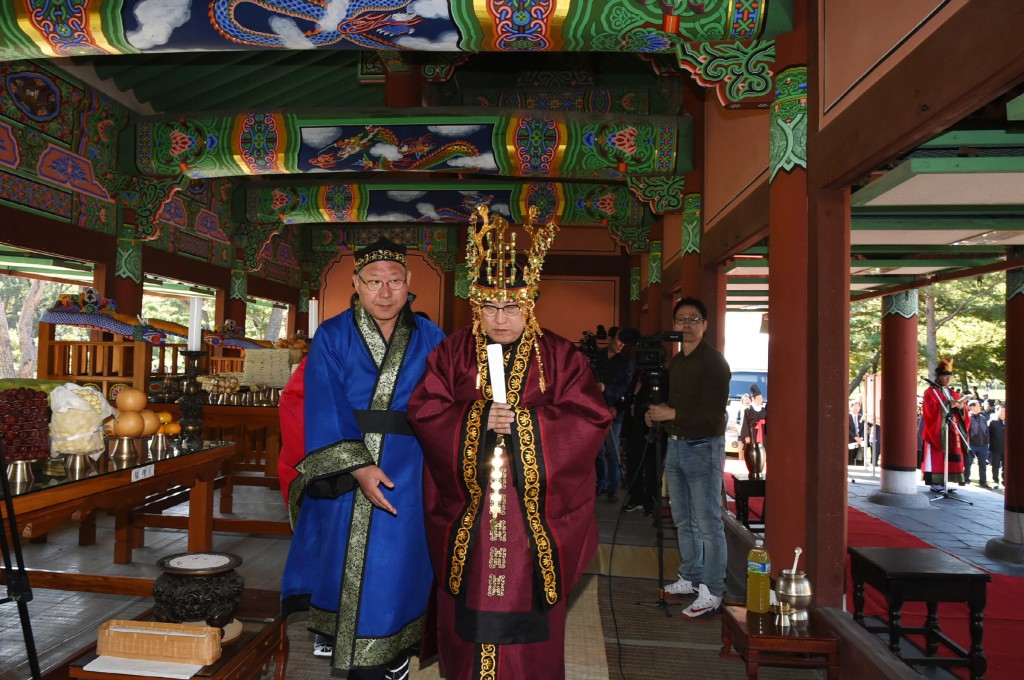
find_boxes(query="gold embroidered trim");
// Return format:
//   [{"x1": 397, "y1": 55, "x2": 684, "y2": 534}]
[
  {"x1": 449, "y1": 399, "x2": 485, "y2": 595},
  {"x1": 516, "y1": 407, "x2": 558, "y2": 605},
  {"x1": 489, "y1": 520, "x2": 506, "y2": 542},
  {"x1": 479, "y1": 644, "x2": 497, "y2": 680},
  {"x1": 355, "y1": 248, "x2": 406, "y2": 271},
  {"x1": 333, "y1": 306, "x2": 412, "y2": 669}
]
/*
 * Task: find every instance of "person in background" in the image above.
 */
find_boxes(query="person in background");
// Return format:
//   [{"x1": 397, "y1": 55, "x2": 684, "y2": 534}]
[
  {"x1": 594, "y1": 326, "x2": 633, "y2": 502},
  {"x1": 739, "y1": 385, "x2": 766, "y2": 477},
  {"x1": 966, "y1": 399, "x2": 991, "y2": 488},
  {"x1": 848, "y1": 401, "x2": 865, "y2": 466},
  {"x1": 869, "y1": 415, "x2": 882, "y2": 466},
  {"x1": 989, "y1": 405, "x2": 1006, "y2": 489},
  {"x1": 408, "y1": 207, "x2": 609, "y2": 679},
  {"x1": 921, "y1": 357, "x2": 968, "y2": 492},
  {"x1": 646, "y1": 297, "x2": 731, "y2": 619},
  {"x1": 280, "y1": 239, "x2": 445, "y2": 678},
  {"x1": 735, "y1": 393, "x2": 751, "y2": 425},
  {"x1": 622, "y1": 371, "x2": 660, "y2": 516}
]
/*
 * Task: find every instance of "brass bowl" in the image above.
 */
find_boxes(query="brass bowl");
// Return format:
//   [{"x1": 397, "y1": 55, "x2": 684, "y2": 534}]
[{"x1": 776, "y1": 569, "x2": 813, "y2": 615}]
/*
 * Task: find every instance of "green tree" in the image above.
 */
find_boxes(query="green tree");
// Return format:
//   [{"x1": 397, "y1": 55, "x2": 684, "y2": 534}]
[
  {"x1": 848, "y1": 273, "x2": 1007, "y2": 396},
  {"x1": 921, "y1": 275, "x2": 1006, "y2": 390},
  {"x1": 0, "y1": 275, "x2": 85, "y2": 379},
  {"x1": 849, "y1": 298, "x2": 881, "y2": 395}
]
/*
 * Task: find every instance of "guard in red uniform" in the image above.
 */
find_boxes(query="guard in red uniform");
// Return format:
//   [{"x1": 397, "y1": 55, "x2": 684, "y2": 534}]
[{"x1": 921, "y1": 357, "x2": 968, "y2": 490}]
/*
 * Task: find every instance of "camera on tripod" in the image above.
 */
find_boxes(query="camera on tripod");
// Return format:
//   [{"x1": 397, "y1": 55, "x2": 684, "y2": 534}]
[
  {"x1": 578, "y1": 325, "x2": 607, "y2": 369},
  {"x1": 618, "y1": 328, "x2": 683, "y2": 405}
]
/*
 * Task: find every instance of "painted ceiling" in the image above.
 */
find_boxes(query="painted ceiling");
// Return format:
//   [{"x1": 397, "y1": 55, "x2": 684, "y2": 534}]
[{"x1": 0, "y1": 0, "x2": 1019, "y2": 310}]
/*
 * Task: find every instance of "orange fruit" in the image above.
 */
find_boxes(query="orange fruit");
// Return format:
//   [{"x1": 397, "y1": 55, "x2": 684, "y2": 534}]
[
  {"x1": 156, "y1": 411, "x2": 173, "y2": 424},
  {"x1": 113, "y1": 411, "x2": 145, "y2": 438},
  {"x1": 139, "y1": 409, "x2": 161, "y2": 436},
  {"x1": 164, "y1": 422, "x2": 182, "y2": 437},
  {"x1": 115, "y1": 387, "x2": 147, "y2": 412}
]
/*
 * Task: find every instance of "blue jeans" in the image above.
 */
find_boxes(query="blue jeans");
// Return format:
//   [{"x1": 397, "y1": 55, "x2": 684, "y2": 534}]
[
  {"x1": 596, "y1": 415, "x2": 623, "y2": 493},
  {"x1": 665, "y1": 435, "x2": 727, "y2": 598}
]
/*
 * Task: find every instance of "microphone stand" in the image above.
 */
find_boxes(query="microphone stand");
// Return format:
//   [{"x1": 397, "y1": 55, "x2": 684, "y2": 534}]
[{"x1": 923, "y1": 378, "x2": 972, "y2": 506}]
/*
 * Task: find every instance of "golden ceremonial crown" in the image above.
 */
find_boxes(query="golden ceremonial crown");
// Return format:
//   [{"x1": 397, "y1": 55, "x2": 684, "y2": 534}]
[
  {"x1": 466, "y1": 205, "x2": 559, "y2": 394},
  {"x1": 466, "y1": 205, "x2": 558, "y2": 302}
]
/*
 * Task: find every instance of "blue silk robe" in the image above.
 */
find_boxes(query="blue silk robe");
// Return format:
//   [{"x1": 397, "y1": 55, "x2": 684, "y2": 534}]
[{"x1": 282, "y1": 304, "x2": 445, "y2": 675}]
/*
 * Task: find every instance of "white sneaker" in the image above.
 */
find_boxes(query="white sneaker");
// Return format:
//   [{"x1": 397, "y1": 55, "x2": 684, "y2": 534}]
[
  {"x1": 682, "y1": 583, "x2": 722, "y2": 619},
  {"x1": 312, "y1": 634, "x2": 333, "y2": 657},
  {"x1": 663, "y1": 576, "x2": 695, "y2": 596}
]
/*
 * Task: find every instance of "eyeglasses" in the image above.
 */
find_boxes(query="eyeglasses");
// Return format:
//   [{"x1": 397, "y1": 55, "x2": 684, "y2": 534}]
[
  {"x1": 480, "y1": 304, "x2": 522, "y2": 318},
  {"x1": 357, "y1": 274, "x2": 406, "y2": 292},
  {"x1": 673, "y1": 315, "x2": 704, "y2": 325}
]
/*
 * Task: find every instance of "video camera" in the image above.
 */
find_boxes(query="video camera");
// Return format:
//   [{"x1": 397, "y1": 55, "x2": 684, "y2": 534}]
[
  {"x1": 617, "y1": 328, "x2": 684, "y2": 406},
  {"x1": 578, "y1": 325, "x2": 607, "y2": 369}
]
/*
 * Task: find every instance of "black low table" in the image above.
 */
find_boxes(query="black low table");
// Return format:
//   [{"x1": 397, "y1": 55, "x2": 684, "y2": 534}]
[
  {"x1": 848, "y1": 546, "x2": 991, "y2": 680},
  {"x1": 730, "y1": 473, "x2": 766, "y2": 530}
]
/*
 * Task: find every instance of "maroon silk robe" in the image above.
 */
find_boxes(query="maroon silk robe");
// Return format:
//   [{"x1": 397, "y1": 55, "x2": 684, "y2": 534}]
[{"x1": 408, "y1": 327, "x2": 610, "y2": 680}]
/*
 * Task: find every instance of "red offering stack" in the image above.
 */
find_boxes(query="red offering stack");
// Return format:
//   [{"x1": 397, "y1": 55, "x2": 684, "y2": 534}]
[{"x1": 0, "y1": 387, "x2": 50, "y2": 461}]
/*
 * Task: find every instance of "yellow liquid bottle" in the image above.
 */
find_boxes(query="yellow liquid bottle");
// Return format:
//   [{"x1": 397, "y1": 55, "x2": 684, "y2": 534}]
[{"x1": 746, "y1": 540, "x2": 772, "y2": 613}]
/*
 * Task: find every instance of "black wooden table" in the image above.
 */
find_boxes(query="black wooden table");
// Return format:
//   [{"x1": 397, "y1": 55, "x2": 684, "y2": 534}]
[
  {"x1": 848, "y1": 546, "x2": 991, "y2": 680},
  {"x1": 730, "y1": 473, "x2": 766, "y2": 529}
]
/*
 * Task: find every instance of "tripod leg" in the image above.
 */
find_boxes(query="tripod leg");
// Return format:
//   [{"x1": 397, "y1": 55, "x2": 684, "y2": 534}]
[
  {"x1": 2, "y1": 455, "x2": 42, "y2": 680},
  {"x1": 633, "y1": 424, "x2": 672, "y2": 617}
]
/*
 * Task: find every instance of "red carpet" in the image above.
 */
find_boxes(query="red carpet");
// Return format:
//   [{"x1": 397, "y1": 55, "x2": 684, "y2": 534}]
[{"x1": 846, "y1": 506, "x2": 1023, "y2": 679}]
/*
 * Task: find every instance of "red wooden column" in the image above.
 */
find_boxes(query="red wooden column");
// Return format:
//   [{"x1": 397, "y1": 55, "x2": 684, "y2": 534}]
[
  {"x1": 641, "y1": 221, "x2": 666, "y2": 335},
  {"x1": 105, "y1": 238, "x2": 143, "y2": 318},
  {"x1": 986, "y1": 260, "x2": 1024, "y2": 562},
  {"x1": 764, "y1": 0, "x2": 812, "y2": 599},
  {"x1": 681, "y1": 82, "x2": 705, "y2": 302},
  {"x1": 385, "y1": 71, "x2": 423, "y2": 108},
  {"x1": 679, "y1": 195, "x2": 702, "y2": 297},
  {"x1": 869, "y1": 291, "x2": 929, "y2": 506},
  {"x1": 225, "y1": 268, "x2": 247, "y2": 331}
]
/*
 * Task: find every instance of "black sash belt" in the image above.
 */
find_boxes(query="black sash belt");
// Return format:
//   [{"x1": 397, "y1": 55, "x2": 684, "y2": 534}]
[{"x1": 354, "y1": 409, "x2": 415, "y2": 437}]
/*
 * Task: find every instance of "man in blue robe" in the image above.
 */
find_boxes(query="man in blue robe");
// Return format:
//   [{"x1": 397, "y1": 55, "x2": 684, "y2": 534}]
[{"x1": 281, "y1": 238, "x2": 445, "y2": 678}]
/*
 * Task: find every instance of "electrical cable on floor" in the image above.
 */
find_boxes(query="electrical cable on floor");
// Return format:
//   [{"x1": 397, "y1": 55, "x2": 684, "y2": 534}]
[{"x1": 603, "y1": 436, "x2": 655, "y2": 680}]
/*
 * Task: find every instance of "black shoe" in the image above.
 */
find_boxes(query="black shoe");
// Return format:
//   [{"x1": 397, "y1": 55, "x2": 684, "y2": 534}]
[
  {"x1": 622, "y1": 503, "x2": 643, "y2": 513},
  {"x1": 959, "y1": 481, "x2": 967, "y2": 486},
  {"x1": 980, "y1": 483, "x2": 992, "y2": 489}
]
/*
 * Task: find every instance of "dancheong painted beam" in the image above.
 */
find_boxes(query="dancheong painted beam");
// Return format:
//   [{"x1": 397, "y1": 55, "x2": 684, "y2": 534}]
[
  {"x1": 0, "y1": 1, "x2": 792, "y2": 58},
  {"x1": 137, "y1": 110, "x2": 693, "y2": 180}
]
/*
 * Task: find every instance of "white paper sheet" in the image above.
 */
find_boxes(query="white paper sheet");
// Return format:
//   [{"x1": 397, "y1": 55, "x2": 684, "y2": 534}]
[
  {"x1": 486, "y1": 344, "x2": 506, "y2": 403},
  {"x1": 84, "y1": 656, "x2": 204, "y2": 679}
]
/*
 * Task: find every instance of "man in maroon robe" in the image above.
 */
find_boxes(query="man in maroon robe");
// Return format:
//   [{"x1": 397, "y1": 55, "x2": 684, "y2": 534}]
[{"x1": 408, "y1": 207, "x2": 610, "y2": 680}]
